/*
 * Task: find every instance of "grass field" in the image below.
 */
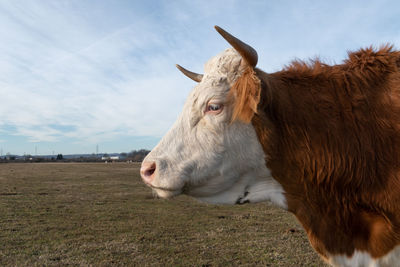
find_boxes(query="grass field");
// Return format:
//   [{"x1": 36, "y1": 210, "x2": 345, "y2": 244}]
[{"x1": 0, "y1": 163, "x2": 327, "y2": 266}]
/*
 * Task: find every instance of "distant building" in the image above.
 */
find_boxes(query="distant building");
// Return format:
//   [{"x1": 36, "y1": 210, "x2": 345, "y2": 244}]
[{"x1": 101, "y1": 156, "x2": 119, "y2": 161}]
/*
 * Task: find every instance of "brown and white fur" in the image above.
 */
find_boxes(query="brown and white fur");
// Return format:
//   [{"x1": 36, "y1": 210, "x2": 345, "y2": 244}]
[{"x1": 140, "y1": 27, "x2": 400, "y2": 266}]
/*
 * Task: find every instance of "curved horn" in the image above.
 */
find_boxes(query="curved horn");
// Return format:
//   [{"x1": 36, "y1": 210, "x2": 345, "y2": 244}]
[
  {"x1": 176, "y1": 64, "x2": 203, "y2": 83},
  {"x1": 214, "y1": 25, "x2": 258, "y2": 67}
]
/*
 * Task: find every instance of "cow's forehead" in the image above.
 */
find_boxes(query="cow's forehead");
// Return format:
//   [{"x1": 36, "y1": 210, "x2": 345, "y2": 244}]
[
  {"x1": 203, "y1": 48, "x2": 243, "y2": 84},
  {"x1": 186, "y1": 48, "x2": 243, "y2": 107}
]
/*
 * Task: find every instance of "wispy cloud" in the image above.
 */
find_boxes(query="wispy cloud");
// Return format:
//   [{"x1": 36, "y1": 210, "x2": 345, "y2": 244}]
[
  {"x1": 0, "y1": 0, "x2": 399, "y2": 154},
  {"x1": 0, "y1": 1, "x2": 192, "y2": 146}
]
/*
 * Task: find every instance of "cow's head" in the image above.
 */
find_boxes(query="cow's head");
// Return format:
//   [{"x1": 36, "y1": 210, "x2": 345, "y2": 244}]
[{"x1": 140, "y1": 26, "x2": 286, "y2": 207}]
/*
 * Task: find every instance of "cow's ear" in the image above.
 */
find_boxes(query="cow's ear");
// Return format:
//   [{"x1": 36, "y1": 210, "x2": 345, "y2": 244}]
[{"x1": 229, "y1": 66, "x2": 261, "y2": 123}]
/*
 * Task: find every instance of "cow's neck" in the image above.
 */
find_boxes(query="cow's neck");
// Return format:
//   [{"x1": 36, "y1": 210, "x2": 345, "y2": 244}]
[
  {"x1": 252, "y1": 111, "x2": 400, "y2": 262},
  {"x1": 251, "y1": 64, "x2": 400, "y2": 261}
]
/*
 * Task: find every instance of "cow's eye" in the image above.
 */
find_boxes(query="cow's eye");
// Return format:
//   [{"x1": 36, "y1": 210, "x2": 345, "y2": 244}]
[
  {"x1": 206, "y1": 103, "x2": 223, "y2": 114},
  {"x1": 208, "y1": 104, "x2": 221, "y2": 111}
]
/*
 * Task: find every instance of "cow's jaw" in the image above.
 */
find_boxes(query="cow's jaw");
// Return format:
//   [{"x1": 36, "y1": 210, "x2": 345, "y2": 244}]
[{"x1": 193, "y1": 166, "x2": 287, "y2": 208}]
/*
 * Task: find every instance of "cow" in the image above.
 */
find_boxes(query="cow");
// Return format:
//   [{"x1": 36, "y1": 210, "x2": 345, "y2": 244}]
[{"x1": 140, "y1": 26, "x2": 400, "y2": 266}]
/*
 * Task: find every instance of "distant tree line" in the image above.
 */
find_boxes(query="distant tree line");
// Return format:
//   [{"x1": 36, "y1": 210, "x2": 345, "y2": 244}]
[
  {"x1": 126, "y1": 149, "x2": 150, "y2": 162},
  {"x1": 0, "y1": 149, "x2": 150, "y2": 163}
]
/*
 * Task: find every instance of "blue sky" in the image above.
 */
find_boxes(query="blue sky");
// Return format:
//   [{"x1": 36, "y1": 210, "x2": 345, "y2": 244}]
[{"x1": 1, "y1": 0, "x2": 399, "y2": 155}]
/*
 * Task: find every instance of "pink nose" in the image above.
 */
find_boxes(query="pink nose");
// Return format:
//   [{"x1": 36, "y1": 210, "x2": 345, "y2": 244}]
[{"x1": 140, "y1": 161, "x2": 156, "y2": 184}]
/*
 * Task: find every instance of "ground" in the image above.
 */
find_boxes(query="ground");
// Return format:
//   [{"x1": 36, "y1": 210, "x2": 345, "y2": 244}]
[{"x1": 0, "y1": 163, "x2": 327, "y2": 266}]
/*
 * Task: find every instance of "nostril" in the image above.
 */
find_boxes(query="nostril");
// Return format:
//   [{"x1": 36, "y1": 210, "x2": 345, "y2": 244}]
[
  {"x1": 145, "y1": 163, "x2": 156, "y2": 177},
  {"x1": 140, "y1": 161, "x2": 157, "y2": 184}
]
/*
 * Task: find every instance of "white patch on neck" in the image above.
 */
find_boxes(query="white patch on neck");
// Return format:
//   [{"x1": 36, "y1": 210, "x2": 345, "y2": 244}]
[
  {"x1": 237, "y1": 175, "x2": 287, "y2": 209},
  {"x1": 195, "y1": 169, "x2": 287, "y2": 209},
  {"x1": 328, "y1": 246, "x2": 400, "y2": 267}
]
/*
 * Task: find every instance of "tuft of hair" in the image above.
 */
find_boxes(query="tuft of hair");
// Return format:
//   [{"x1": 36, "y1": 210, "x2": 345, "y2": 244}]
[{"x1": 229, "y1": 66, "x2": 261, "y2": 123}]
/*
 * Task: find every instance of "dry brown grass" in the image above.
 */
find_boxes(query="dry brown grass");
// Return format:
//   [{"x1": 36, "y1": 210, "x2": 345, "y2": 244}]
[{"x1": 0, "y1": 163, "x2": 327, "y2": 266}]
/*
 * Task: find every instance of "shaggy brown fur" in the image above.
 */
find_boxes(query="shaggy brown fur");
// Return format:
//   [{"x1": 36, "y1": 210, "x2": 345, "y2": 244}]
[
  {"x1": 230, "y1": 66, "x2": 262, "y2": 123},
  {"x1": 235, "y1": 46, "x2": 400, "y2": 259}
]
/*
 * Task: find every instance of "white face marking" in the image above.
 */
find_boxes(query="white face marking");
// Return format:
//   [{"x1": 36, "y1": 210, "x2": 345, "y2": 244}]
[
  {"x1": 142, "y1": 48, "x2": 286, "y2": 208},
  {"x1": 328, "y1": 246, "x2": 400, "y2": 267}
]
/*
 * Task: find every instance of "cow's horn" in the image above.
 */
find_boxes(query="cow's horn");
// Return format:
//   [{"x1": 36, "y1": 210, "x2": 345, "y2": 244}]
[
  {"x1": 214, "y1": 25, "x2": 258, "y2": 67},
  {"x1": 176, "y1": 64, "x2": 203, "y2": 83}
]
